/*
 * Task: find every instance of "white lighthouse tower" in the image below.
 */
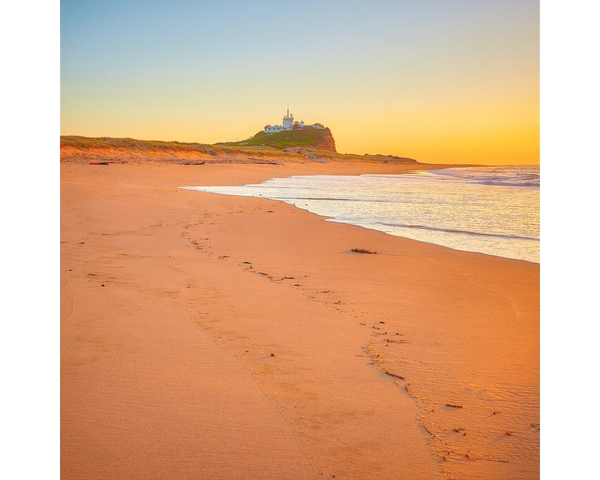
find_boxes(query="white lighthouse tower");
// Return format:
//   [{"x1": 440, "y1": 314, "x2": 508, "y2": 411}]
[{"x1": 282, "y1": 106, "x2": 294, "y2": 130}]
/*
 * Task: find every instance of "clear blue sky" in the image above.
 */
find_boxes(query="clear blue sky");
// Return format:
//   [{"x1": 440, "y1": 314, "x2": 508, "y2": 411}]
[{"x1": 61, "y1": 0, "x2": 539, "y2": 163}]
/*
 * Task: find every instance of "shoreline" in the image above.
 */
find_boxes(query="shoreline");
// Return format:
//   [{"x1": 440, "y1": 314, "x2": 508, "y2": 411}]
[
  {"x1": 180, "y1": 167, "x2": 539, "y2": 265},
  {"x1": 61, "y1": 161, "x2": 539, "y2": 479}
]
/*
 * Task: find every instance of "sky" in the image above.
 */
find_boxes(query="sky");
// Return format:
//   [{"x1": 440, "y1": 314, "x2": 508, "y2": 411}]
[{"x1": 61, "y1": 0, "x2": 539, "y2": 164}]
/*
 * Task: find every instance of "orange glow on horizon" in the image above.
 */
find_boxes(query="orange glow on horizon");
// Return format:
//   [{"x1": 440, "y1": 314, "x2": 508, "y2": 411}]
[{"x1": 61, "y1": 1, "x2": 539, "y2": 166}]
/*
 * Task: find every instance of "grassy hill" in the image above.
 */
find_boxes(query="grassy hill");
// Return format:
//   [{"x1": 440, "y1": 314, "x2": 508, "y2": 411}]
[{"x1": 224, "y1": 127, "x2": 336, "y2": 152}]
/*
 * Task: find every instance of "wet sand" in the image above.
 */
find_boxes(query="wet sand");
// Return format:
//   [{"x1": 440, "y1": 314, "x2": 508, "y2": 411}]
[{"x1": 61, "y1": 161, "x2": 539, "y2": 479}]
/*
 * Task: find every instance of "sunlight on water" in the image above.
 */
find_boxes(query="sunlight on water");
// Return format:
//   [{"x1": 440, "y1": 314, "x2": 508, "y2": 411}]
[{"x1": 181, "y1": 166, "x2": 540, "y2": 263}]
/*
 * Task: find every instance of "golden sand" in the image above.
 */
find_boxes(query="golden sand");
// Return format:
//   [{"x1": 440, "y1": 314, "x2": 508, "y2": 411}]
[{"x1": 61, "y1": 161, "x2": 539, "y2": 479}]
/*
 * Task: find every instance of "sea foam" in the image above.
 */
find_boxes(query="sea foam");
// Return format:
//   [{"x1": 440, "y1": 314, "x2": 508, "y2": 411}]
[{"x1": 180, "y1": 166, "x2": 540, "y2": 263}]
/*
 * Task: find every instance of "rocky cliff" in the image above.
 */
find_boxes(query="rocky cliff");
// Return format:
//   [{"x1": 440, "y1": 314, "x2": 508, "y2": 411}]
[{"x1": 314, "y1": 128, "x2": 336, "y2": 152}]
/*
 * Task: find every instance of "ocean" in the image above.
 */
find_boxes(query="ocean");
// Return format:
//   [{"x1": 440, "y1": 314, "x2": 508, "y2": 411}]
[{"x1": 180, "y1": 165, "x2": 540, "y2": 263}]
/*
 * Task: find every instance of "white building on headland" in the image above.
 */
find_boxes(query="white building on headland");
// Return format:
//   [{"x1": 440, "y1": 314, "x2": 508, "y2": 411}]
[
  {"x1": 265, "y1": 107, "x2": 305, "y2": 133},
  {"x1": 264, "y1": 108, "x2": 326, "y2": 133}
]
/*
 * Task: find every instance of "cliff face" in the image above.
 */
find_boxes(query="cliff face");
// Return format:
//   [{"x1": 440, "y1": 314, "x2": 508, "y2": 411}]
[{"x1": 315, "y1": 128, "x2": 336, "y2": 152}]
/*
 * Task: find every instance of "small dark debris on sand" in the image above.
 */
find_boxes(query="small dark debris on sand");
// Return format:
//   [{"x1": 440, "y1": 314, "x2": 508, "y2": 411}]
[
  {"x1": 351, "y1": 248, "x2": 377, "y2": 254},
  {"x1": 90, "y1": 162, "x2": 109, "y2": 165},
  {"x1": 384, "y1": 369, "x2": 405, "y2": 380},
  {"x1": 446, "y1": 404, "x2": 463, "y2": 409}
]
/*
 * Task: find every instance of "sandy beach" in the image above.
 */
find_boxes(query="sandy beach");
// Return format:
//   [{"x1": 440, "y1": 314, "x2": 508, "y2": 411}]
[{"x1": 61, "y1": 161, "x2": 539, "y2": 479}]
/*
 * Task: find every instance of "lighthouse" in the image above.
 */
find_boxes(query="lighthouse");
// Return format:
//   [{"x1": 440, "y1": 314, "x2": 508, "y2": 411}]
[{"x1": 282, "y1": 106, "x2": 294, "y2": 130}]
